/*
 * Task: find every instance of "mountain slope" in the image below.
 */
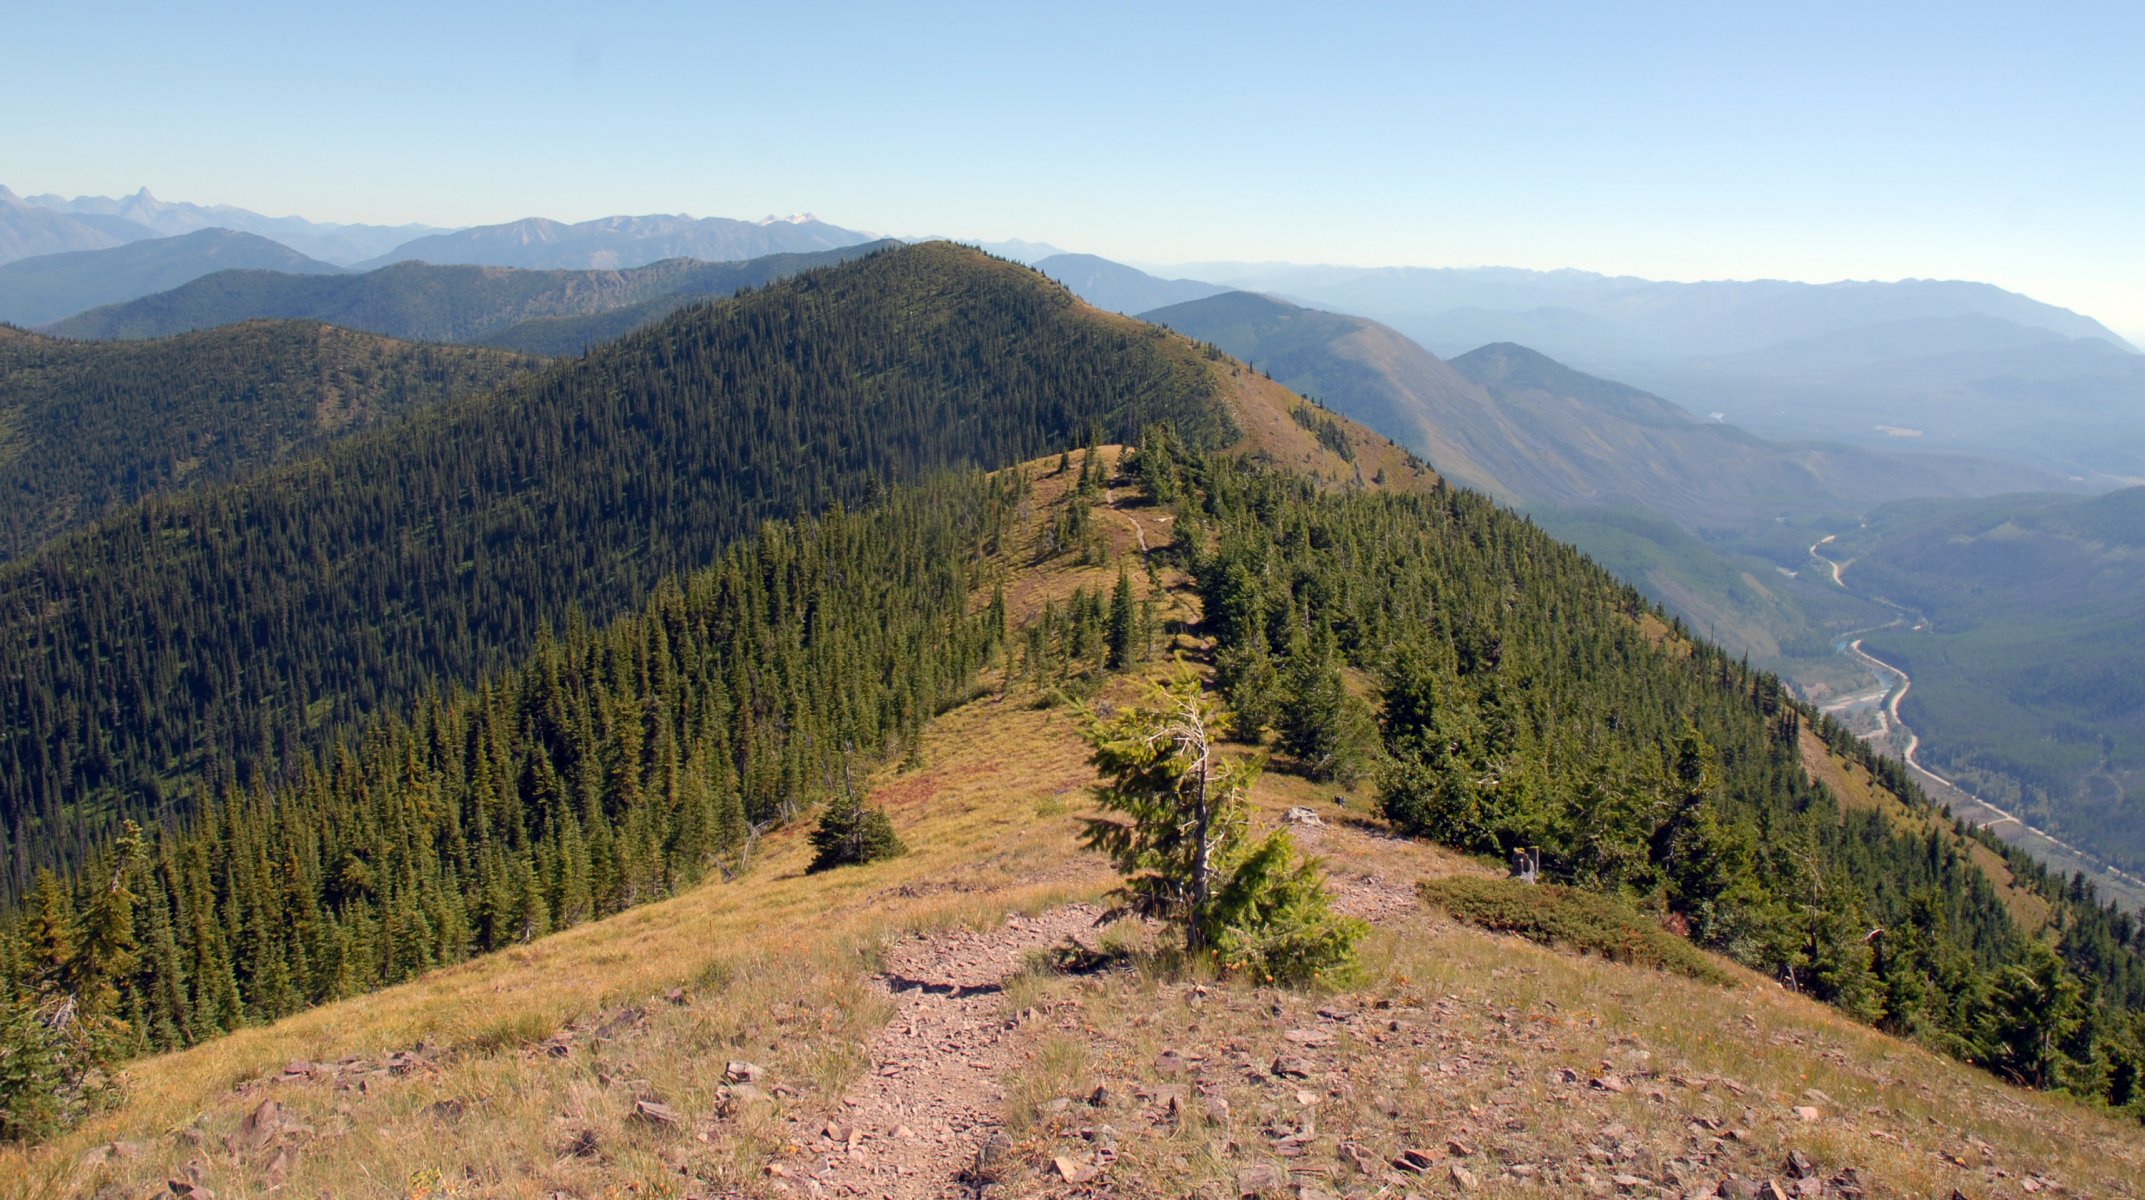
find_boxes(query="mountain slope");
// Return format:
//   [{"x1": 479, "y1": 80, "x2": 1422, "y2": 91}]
[
  {"x1": 0, "y1": 229, "x2": 346, "y2": 326},
  {"x1": 0, "y1": 242, "x2": 1239, "y2": 896},
  {"x1": 1034, "y1": 253, "x2": 1229, "y2": 314},
  {"x1": 16, "y1": 185, "x2": 447, "y2": 264},
  {"x1": 1146, "y1": 292, "x2": 2053, "y2": 528},
  {"x1": 1171, "y1": 262, "x2": 2131, "y2": 354},
  {"x1": 0, "y1": 322, "x2": 539, "y2": 557},
  {"x1": 1839, "y1": 486, "x2": 2145, "y2": 874},
  {"x1": 8, "y1": 445, "x2": 2141, "y2": 1197},
  {"x1": 363, "y1": 212, "x2": 875, "y2": 270},
  {"x1": 0, "y1": 189, "x2": 158, "y2": 264},
  {"x1": 45, "y1": 242, "x2": 896, "y2": 344},
  {"x1": 1161, "y1": 262, "x2": 2143, "y2": 476}
]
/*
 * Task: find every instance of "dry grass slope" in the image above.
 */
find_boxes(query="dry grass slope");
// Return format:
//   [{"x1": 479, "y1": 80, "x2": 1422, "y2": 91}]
[{"x1": 11, "y1": 447, "x2": 2141, "y2": 1199}]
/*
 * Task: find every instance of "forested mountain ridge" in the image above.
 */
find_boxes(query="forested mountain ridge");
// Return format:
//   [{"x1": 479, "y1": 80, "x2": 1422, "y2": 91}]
[
  {"x1": 44, "y1": 242, "x2": 897, "y2": 344},
  {"x1": 0, "y1": 322, "x2": 539, "y2": 558},
  {"x1": 0, "y1": 243, "x2": 1238, "y2": 899},
  {"x1": 5, "y1": 428, "x2": 2143, "y2": 1191}
]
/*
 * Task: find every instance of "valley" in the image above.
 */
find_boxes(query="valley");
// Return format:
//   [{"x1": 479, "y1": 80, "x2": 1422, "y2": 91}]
[{"x1": 1808, "y1": 513, "x2": 2145, "y2": 912}]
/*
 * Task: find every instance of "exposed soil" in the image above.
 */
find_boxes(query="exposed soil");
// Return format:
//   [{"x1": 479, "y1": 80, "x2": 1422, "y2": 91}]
[{"x1": 786, "y1": 905, "x2": 1105, "y2": 1198}]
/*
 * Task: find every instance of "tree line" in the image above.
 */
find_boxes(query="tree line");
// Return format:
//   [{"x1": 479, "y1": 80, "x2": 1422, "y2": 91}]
[
  {"x1": 0, "y1": 243, "x2": 1231, "y2": 904},
  {"x1": 0, "y1": 469, "x2": 1018, "y2": 1139},
  {"x1": 1128, "y1": 429, "x2": 2145, "y2": 1117}
]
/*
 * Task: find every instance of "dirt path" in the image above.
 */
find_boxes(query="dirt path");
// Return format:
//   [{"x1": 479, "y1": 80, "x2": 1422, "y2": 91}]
[
  {"x1": 792, "y1": 905, "x2": 1103, "y2": 1198},
  {"x1": 1102, "y1": 486, "x2": 1152, "y2": 553}
]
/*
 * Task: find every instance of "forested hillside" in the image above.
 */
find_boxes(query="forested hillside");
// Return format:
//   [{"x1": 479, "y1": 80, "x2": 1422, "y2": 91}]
[
  {"x1": 0, "y1": 469, "x2": 1014, "y2": 1072},
  {"x1": 9, "y1": 424, "x2": 2144, "y2": 1150},
  {"x1": 0, "y1": 243, "x2": 1232, "y2": 900},
  {"x1": 44, "y1": 242, "x2": 894, "y2": 344},
  {"x1": 0, "y1": 322, "x2": 538, "y2": 557},
  {"x1": 1843, "y1": 486, "x2": 2145, "y2": 875},
  {"x1": 1141, "y1": 435, "x2": 2145, "y2": 1111}
]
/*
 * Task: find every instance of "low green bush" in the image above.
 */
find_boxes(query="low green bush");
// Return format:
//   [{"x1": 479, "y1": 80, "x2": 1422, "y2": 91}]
[{"x1": 1417, "y1": 876, "x2": 1730, "y2": 984}]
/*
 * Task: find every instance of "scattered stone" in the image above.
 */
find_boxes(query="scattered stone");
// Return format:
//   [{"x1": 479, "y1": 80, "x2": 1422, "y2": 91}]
[
  {"x1": 969, "y1": 1130, "x2": 1013, "y2": 1184},
  {"x1": 1054, "y1": 1154, "x2": 1099, "y2": 1184},
  {"x1": 1236, "y1": 1162, "x2": 1289, "y2": 1194},
  {"x1": 714, "y1": 1083, "x2": 769, "y2": 1116},
  {"x1": 1393, "y1": 1148, "x2": 1440, "y2": 1174},
  {"x1": 1282, "y1": 1028, "x2": 1333, "y2": 1047},
  {"x1": 1271, "y1": 1055, "x2": 1315, "y2": 1079},
  {"x1": 1451, "y1": 1163, "x2": 1480, "y2": 1190},
  {"x1": 723, "y1": 1060, "x2": 765, "y2": 1083},
  {"x1": 664, "y1": 987, "x2": 687, "y2": 1005},
  {"x1": 1087, "y1": 1083, "x2": 1111, "y2": 1107},
  {"x1": 1793, "y1": 1106, "x2": 1821, "y2": 1122},
  {"x1": 594, "y1": 1008, "x2": 646, "y2": 1039},
  {"x1": 1447, "y1": 1138, "x2": 1476, "y2": 1157},
  {"x1": 234, "y1": 1099, "x2": 294, "y2": 1151},
  {"x1": 631, "y1": 1098, "x2": 680, "y2": 1127},
  {"x1": 1784, "y1": 1149, "x2": 1814, "y2": 1179},
  {"x1": 1282, "y1": 806, "x2": 1324, "y2": 827},
  {"x1": 1592, "y1": 1075, "x2": 1630, "y2": 1093},
  {"x1": 563, "y1": 1128, "x2": 601, "y2": 1158},
  {"x1": 1203, "y1": 1094, "x2": 1232, "y2": 1123}
]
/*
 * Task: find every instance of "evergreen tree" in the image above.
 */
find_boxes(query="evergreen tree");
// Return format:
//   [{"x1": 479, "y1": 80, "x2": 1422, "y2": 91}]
[
  {"x1": 807, "y1": 791, "x2": 905, "y2": 873},
  {"x1": 1082, "y1": 678, "x2": 1360, "y2": 981},
  {"x1": 1106, "y1": 568, "x2": 1140, "y2": 671}
]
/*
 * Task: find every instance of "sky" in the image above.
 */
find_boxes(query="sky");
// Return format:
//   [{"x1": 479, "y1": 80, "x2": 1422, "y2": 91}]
[{"x1": 8, "y1": 0, "x2": 2143, "y2": 338}]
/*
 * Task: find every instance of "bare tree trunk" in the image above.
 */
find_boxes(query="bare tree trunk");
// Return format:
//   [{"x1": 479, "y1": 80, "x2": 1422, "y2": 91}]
[{"x1": 1189, "y1": 755, "x2": 1211, "y2": 953}]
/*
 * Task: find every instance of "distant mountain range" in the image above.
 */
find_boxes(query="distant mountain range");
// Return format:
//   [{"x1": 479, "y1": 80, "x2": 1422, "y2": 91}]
[
  {"x1": 47, "y1": 242, "x2": 898, "y2": 347},
  {"x1": 361, "y1": 212, "x2": 877, "y2": 271},
  {"x1": 1033, "y1": 254, "x2": 1228, "y2": 314},
  {"x1": 1161, "y1": 262, "x2": 2131, "y2": 354},
  {"x1": 1151, "y1": 260, "x2": 2145, "y2": 478},
  {"x1": 0, "y1": 229, "x2": 345, "y2": 327},
  {"x1": 0, "y1": 185, "x2": 161, "y2": 263},
  {"x1": 1141, "y1": 288, "x2": 2071, "y2": 664},
  {"x1": 7, "y1": 185, "x2": 446, "y2": 265},
  {"x1": 1143, "y1": 290, "x2": 2054, "y2": 529}
]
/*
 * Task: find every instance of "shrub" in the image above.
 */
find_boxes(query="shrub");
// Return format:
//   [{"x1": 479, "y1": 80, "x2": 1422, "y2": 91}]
[{"x1": 1417, "y1": 876, "x2": 1729, "y2": 984}]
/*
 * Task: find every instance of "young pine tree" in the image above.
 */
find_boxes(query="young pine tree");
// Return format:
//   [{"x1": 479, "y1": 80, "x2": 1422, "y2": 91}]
[
  {"x1": 808, "y1": 772, "x2": 905, "y2": 873},
  {"x1": 1082, "y1": 677, "x2": 1362, "y2": 982}
]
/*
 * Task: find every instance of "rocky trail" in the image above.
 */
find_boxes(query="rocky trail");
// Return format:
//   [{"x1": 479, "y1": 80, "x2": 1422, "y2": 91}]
[{"x1": 789, "y1": 904, "x2": 1105, "y2": 1198}]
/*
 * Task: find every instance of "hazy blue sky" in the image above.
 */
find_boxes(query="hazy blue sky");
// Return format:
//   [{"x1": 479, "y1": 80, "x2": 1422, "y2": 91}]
[{"x1": 10, "y1": 1, "x2": 2142, "y2": 336}]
